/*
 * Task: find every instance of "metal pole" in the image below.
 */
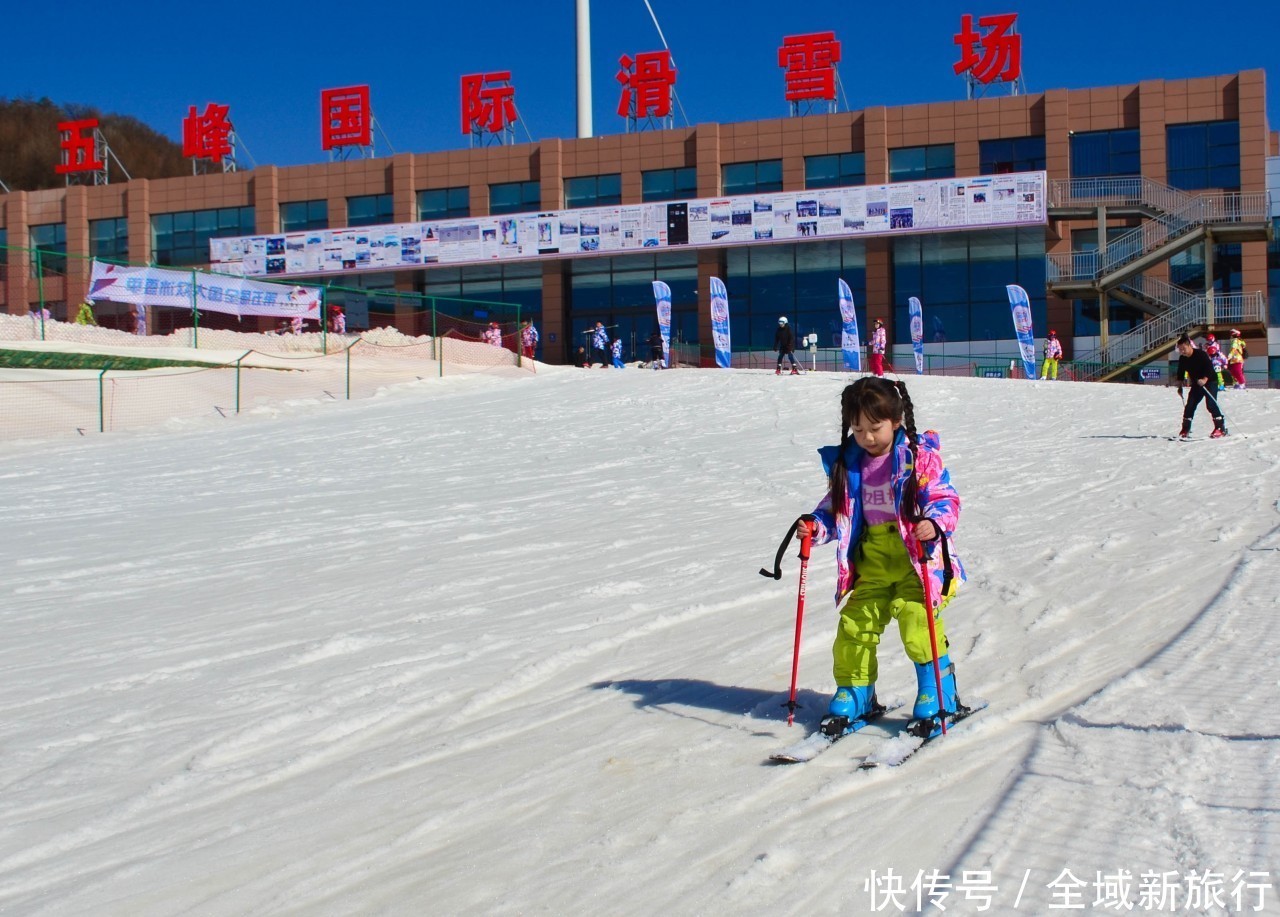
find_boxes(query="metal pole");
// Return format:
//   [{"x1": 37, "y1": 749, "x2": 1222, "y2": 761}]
[
  {"x1": 190, "y1": 269, "x2": 200, "y2": 348},
  {"x1": 575, "y1": 0, "x2": 593, "y2": 138},
  {"x1": 433, "y1": 298, "x2": 442, "y2": 378},
  {"x1": 98, "y1": 363, "x2": 111, "y2": 432},
  {"x1": 346, "y1": 340, "x2": 352, "y2": 400},
  {"x1": 235, "y1": 351, "x2": 250, "y2": 413},
  {"x1": 35, "y1": 249, "x2": 46, "y2": 341},
  {"x1": 321, "y1": 286, "x2": 328, "y2": 354}
]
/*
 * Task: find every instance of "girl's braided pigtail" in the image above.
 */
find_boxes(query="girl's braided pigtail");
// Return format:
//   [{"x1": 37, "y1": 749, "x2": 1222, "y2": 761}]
[{"x1": 896, "y1": 380, "x2": 922, "y2": 523}]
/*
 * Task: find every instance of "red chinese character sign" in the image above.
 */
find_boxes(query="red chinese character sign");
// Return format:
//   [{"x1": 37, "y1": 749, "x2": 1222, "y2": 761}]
[
  {"x1": 617, "y1": 51, "x2": 677, "y2": 130},
  {"x1": 462, "y1": 72, "x2": 518, "y2": 146},
  {"x1": 778, "y1": 32, "x2": 841, "y2": 114},
  {"x1": 183, "y1": 103, "x2": 235, "y2": 168},
  {"x1": 953, "y1": 13, "x2": 1024, "y2": 97},
  {"x1": 321, "y1": 85, "x2": 372, "y2": 154},
  {"x1": 56, "y1": 118, "x2": 104, "y2": 175}
]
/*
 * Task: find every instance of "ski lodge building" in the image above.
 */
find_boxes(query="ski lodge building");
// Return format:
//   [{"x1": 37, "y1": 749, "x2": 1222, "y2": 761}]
[{"x1": 1, "y1": 68, "x2": 1276, "y2": 380}]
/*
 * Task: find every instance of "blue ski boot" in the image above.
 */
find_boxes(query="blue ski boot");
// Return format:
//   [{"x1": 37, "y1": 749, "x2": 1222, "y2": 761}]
[
  {"x1": 908, "y1": 655, "x2": 958, "y2": 739},
  {"x1": 819, "y1": 684, "x2": 881, "y2": 737}
]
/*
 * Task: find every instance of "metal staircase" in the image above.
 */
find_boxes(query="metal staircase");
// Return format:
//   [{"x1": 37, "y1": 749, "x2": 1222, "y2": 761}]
[
  {"x1": 1071, "y1": 288, "x2": 1265, "y2": 383},
  {"x1": 1044, "y1": 177, "x2": 1271, "y2": 381},
  {"x1": 1046, "y1": 179, "x2": 1271, "y2": 292}
]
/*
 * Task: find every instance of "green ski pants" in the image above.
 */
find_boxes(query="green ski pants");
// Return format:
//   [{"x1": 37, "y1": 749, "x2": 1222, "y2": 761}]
[{"x1": 833, "y1": 522, "x2": 951, "y2": 686}]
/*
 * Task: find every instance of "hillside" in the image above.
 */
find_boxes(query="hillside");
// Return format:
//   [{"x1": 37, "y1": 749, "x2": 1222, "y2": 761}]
[{"x1": 0, "y1": 98, "x2": 190, "y2": 191}]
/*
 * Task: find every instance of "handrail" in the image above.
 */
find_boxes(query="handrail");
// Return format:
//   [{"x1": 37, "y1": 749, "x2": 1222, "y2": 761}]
[
  {"x1": 1048, "y1": 177, "x2": 1190, "y2": 216},
  {"x1": 1072, "y1": 290, "x2": 1266, "y2": 382},
  {"x1": 1046, "y1": 179, "x2": 1271, "y2": 284},
  {"x1": 1098, "y1": 191, "x2": 1270, "y2": 278},
  {"x1": 1115, "y1": 276, "x2": 1199, "y2": 312}
]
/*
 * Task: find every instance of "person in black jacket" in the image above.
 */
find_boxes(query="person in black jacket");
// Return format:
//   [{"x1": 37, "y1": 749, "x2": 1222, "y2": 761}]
[
  {"x1": 1174, "y1": 334, "x2": 1227, "y2": 439},
  {"x1": 774, "y1": 316, "x2": 800, "y2": 376}
]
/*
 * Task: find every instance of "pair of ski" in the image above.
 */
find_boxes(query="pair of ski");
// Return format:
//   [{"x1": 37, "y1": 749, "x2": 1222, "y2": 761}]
[{"x1": 769, "y1": 698, "x2": 987, "y2": 767}]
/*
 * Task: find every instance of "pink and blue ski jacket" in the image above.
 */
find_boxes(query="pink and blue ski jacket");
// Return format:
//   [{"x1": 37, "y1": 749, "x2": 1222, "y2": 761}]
[
  {"x1": 808, "y1": 428, "x2": 965, "y2": 607},
  {"x1": 871, "y1": 326, "x2": 887, "y2": 354}
]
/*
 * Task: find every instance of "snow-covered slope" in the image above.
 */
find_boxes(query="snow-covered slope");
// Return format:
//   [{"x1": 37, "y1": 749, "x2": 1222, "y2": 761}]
[{"x1": 2, "y1": 366, "x2": 1276, "y2": 915}]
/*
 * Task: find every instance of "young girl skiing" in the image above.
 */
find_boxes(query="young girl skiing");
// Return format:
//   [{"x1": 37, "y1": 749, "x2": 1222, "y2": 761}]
[{"x1": 796, "y1": 377, "x2": 967, "y2": 739}]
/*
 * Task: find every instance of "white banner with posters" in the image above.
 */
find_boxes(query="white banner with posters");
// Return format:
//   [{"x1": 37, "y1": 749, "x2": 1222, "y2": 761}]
[
  {"x1": 209, "y1": 172, "x2": 1049, "y2": 279},
  {"x1": 86, "y1": 260, "x2": 321, "y2": 319}
]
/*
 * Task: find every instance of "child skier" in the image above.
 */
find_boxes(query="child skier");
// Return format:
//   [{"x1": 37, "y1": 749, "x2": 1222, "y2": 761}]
[
  {"x1": 611, "y1": 338, "x2": 625, "y2": 368},
  {"x1": 1204, "y1": 334, "x2": 1227, "y2": 392},
  {"x1": 796, "y1": 377, "x2": 967, "y2": 739},
  {"x1": 1040, "y1": 330, "x2": 1063, "y2": 380},
  {"x1": 869, "y1": 319, "x2": 887, "y2": 377},
  {"x1": 1226, "y1": 329, "x2": 1247, "y2": 389},
  {"x1": 520, "y1": 320, "x2": 539, "y2": 359}
]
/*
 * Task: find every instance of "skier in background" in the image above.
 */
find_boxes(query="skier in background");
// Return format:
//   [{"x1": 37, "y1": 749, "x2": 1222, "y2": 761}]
[
  {"x1": 520, "y1": 320, "x2": 539, "y2": 360},
  {"x1": 869, "y1": 319, "x2": 887, "y2": 377},
  {"x1": 1226, "y1": 329, "x2": 1247, "y2": 389},
  {"x1": 774, "y1": 316, "x2": 799, "y2": 376},
  {"x1": 1040, "y1": 330, "x2": 1062, "y2": 380},
  {"x1": 1204, "y1": 334, "x2": 1227, "y2": 392},
  {"x1": 795, "y1": 377, "x2": 968, "y2": 739},
  {"x1": 590, "y1": 321, "x2": 610, "y2": 368},
  {"x1": 1174, "y1": 333, "x2": 1227, "y2": 439},
  {"x1": 611, "y1": 338, "x2": 625, "y2": 368},
  {"x1": 645, "y1": 329, "x2": 666, "y2": 369},
  {"x1": 482, "y1": 322, "x2": 503, "y2": 347},
  {"x1": 74, "y1": 301, "x2": 97, "y2": 326}
]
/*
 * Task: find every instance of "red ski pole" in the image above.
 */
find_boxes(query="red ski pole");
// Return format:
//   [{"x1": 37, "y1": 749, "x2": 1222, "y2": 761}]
[
  {"x1": 784, "y1": 527, "x2": 813, "y2": 726},
  {"x1": 917, "y1": 539, "x2": 947, "y2": 736}
]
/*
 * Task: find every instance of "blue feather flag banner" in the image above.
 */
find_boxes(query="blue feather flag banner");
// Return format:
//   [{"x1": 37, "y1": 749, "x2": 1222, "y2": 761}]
[
  {"x1": 652, "y1": 280, "x2": 671, "y2": 367},
  {"x1": 1006, "y1": 284, "x2": 1037, "y2": 380},
  {"x1": 710, "y1": 277, "x2": 732, "y2": 369},
  {"x1": 838, "y1": 279, "x2": 861, "y2": 371},
  {"x1": 908, "y1": 296, "x2": 925, "y2": 375}
]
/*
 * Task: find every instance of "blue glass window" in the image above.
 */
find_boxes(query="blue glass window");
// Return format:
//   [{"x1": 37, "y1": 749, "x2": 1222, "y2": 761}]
[
  {"x1": 723, "y1": 160, "x2": 783, "y2": 195},
  {"x1": 29, "y1": 222, "x2": 67, "y2": 276},
  {"x1": 417, "y1": 187, "x2": 470, "y2": 220},
  {"x1": 889, "y1": 145, "x2": 955, "y2": 182},
  {"x1": 347, "y1": 194, "x2": 394, "y2": 228},
  {"x1": 1070, "y1": 129, "x2": 1140, "y2": 179},
  {"x1": 979, "y1": 137, "x2": 1046, "y2": 174},
  {"x1": 724, "y1": 240, "x2": 867, "y2": 350},
  {"x1": 89, "y1": 217, "x2": 129, "y2": 262},
  {"x1": 567, "y1": 251, "x2": 699, "y2": 360},
  {"x1": 151, "y1": 207, "x2": 254, "y2": 267},
  {"x1": 1167, "y1": 121, "x2": 1239, "y2": 190},
  {"x1": 892, "y1": 228, "x2": 1044, "y2": 344},
  {"x1": 490, "y1": 181, "x2": 541, "y2": 215},
  {"x1": 281, "y1": 200, "x2": 328, "y2": 232},
  {"x1": 565, "y1": 174, "x2": 622, "y2": 209},
  {"x1": 641, "y1": 167, "x2": 697, "y2": 202},
  {"x1": 805, "y1": 153, "x2": 866, "y2": 189},
  {"x1": 1269, "y1": 218, "x2": 1280, "y2": 326}
]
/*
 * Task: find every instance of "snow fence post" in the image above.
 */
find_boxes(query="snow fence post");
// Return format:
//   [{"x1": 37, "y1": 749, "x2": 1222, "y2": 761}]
[{"x1": 97, "y1": 362, "x2": 111, "y2": 433}]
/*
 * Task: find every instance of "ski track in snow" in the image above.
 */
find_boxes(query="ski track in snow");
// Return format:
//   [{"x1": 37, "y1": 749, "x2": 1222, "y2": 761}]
[{"x1": 0, "y1": 366, "x2": 1277, "y2": 915}]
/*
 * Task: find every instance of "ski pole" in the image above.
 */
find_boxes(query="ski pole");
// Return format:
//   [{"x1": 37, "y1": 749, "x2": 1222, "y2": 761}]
[
  {"x1": 759, "y1": 515, "x2": 815, "y2": 726},
  {"x1": 917, "y1": 538, "x2": 947, "y2": 736},
  {"x1": 783, "y1": 527, "x2": 813, "y2": 726}
]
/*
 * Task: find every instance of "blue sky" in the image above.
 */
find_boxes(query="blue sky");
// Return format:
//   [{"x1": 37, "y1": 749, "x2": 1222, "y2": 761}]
[{"x1": 4, "y1": 0, "x2": 1277, "y2": 169}]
